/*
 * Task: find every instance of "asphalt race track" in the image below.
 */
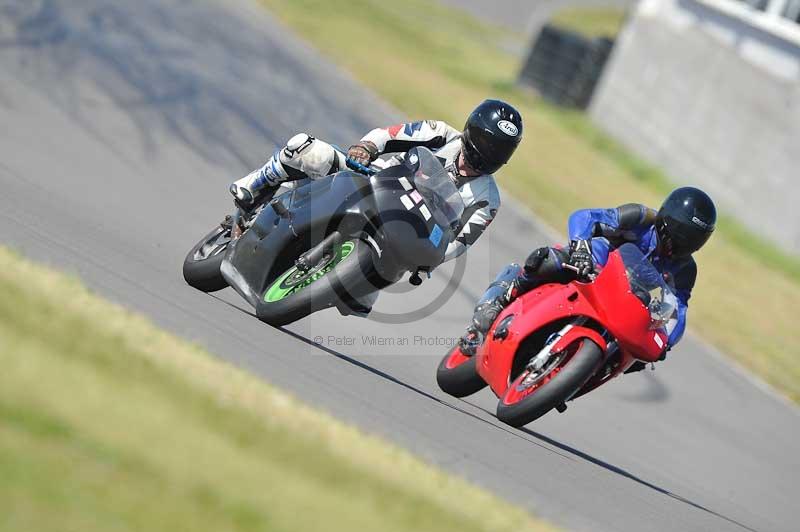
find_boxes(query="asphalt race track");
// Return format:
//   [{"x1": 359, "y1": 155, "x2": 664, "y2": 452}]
[{"x1": 1, "y1": 1, "x2": 798, "y2": 531}]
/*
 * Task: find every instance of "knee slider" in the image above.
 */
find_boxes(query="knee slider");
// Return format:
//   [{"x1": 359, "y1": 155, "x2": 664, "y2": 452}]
[
  {"x1": 524, "y1": 247, "x2": 550, "y2": 274},
  {"x1": 486, "y1": 263, "x2": 522, "y2": 290},
  {"x1": 284, "y1": 133, "x2": 315, "y2": 157}
]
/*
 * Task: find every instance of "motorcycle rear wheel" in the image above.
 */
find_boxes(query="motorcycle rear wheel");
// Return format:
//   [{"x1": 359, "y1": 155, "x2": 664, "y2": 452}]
[
  {"x1": 436, "y1": 345, "x2": 487, "y2": 398},
  {"x1": 183, "y1": 223, "x2": 231, "y2": 292},
  {"x1": 496, "y1": 339, "x2": 603, "y2": 427},
  {"x1": 436, "y1": 345, "x2": 487, "y2": 397}
]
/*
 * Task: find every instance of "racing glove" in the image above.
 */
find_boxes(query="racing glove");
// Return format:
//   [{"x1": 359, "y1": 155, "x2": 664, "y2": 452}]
[
  {"x1": 347, "y1": 141, "x2": 379, "y2": 166},
  {"x1": 566, "y1": 239, "x2": 594, "y2": 280}
]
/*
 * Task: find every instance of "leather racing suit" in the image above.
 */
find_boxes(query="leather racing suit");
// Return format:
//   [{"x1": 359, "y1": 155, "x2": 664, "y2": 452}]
[
  {"x1": 232, "y1": 120, "x2": 501, "y2": 310},
  {"x1": 471, "y1": 203, "x2": 696, "y2": 353}
]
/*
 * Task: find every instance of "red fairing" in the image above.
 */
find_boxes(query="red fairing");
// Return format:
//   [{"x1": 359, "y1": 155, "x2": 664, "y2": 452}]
[
  {"x1": 437, "y1": 246, "x2": 672, "y2": 425},
  {"x1": 475, "y1": 282, "x2": 601, "y2": 397},
  {"x1": 550, "y1": 325, "x2": 607, "y2": 358},
  {"x1": 475, "y1": 250, "x2": 666, "y2": 398}
]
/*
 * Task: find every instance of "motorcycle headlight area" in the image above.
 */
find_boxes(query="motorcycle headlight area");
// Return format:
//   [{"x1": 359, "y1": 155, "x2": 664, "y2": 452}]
[{"x1": 647, "y1": 290, "x2": 678, "y2": 330}]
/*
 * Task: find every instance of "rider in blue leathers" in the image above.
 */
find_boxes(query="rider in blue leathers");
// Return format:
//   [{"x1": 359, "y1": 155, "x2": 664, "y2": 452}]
[{"x1": 466, "y1": 188, "x2": 717, "y2": 369}]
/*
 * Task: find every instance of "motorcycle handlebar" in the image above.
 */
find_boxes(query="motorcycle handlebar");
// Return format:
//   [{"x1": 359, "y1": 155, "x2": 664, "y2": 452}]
[
  {"x1": 563, "y1": 263, "x2": 598, "y2": 282},
  {"x1": 345, "y1": 158, "x2": 377, "y2": 176}
]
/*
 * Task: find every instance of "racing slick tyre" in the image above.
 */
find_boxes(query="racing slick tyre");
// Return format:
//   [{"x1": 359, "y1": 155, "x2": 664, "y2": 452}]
[
  {"x1": 436, "y1": 346, "x2": 488, "y2": 397},
  {"x1": 496, "y1": 339, "x2": 603, "y2": 427},
  {"x1": 256, "y1": 238, "x2": 380, "y2": 326}
]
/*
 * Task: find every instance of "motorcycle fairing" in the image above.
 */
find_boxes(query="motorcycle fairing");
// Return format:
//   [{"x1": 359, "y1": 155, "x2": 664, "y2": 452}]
[
  {"x1": 221, "y1": 171, "x2": 375, "y2": 308},
  {"x1": 476, "y1": 251, "x2": 666, "y2": 397}
]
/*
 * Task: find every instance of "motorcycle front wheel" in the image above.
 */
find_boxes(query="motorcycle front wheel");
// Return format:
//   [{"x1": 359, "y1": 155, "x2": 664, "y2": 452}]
[
  {"x1": 256, "y1": 238, "x2": 379, "y2": 326},
  {"x1": 496, "y1": 339, "x2": 603, "y2": 427}
]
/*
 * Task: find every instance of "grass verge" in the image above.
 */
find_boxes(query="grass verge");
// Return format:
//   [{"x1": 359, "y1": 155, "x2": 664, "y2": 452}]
[
  {"x1": 550, "y1": 7, "x2": 627, "y2": 38},
  {"x1": 260, "y1": 0, "x2": 800, "y2": 402},
  {"x1": 0, "y1": 246, "x2": 556, "y2": 532}
]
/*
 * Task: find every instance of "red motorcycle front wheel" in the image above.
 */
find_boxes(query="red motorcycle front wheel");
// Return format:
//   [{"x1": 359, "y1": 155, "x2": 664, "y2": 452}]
[
  {"x1": 436, "y1": 345, "x2": 488, "y2": 398},
  {"x1": 496, "y1": 339, "x2": 603, "y2": 427}
]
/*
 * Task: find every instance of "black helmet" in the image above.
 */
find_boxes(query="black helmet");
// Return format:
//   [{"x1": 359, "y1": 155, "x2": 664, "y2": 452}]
[
  {"x1": 462, "y1": 99, "x2": 523, "y2": 174},
  {"x1": 656, "y1": 187, "x2": 716, "y2": 257}
]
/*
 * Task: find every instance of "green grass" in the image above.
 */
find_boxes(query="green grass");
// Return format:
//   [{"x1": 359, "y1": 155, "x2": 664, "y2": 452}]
[
  {"x1": 548, "y1": 106, "x2": 800, "y2": 284},
  {"x1": 0, "y1": 246, "x2": 556, "y2": 532},
  {"x1": 260, "y1": 0, "x2": 800, "y2": 402},
  {"x1": 550, "y1": 7, "x2": 627, "y2": 38}
]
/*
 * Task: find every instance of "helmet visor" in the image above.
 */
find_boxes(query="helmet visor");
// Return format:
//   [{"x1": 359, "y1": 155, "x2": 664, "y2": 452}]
[
  {"x1": 661, "y1": 216, "x2": 713, "y2": 257},
  {"x1": 462, "y1": 135, "x2": 506, "y2": 175}
]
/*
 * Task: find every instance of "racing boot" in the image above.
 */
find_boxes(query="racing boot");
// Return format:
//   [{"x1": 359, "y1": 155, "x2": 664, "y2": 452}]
[
  {"x1": 229, "y1": 133, "x2": 346, "y2": 211},
  {"x1": 229, "y1": 149, "x2": 288, "y2": 211},
  {"x1": 459, "y1": 264, "x2": 522, "y2": 355}
]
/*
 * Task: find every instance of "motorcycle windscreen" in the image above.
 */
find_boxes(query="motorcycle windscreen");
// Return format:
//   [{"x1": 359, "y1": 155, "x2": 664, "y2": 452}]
[
  {"x1": 618, "y1": 243, "x2": 678, "y2": 332},
  {"x1": 408, "y1": 147, "x2": 465, "y2": 230},
  {"x1": 372, "y1": 147, "x2": 465, "y2": 271}
]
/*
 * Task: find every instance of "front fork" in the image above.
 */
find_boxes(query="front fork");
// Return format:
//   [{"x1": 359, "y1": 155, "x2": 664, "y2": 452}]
[
  {"x1": 525, "y1": 318, "x2": 588, "y2": 373},
  {"x1": 295, "y1": 231, "x2": 342, "y2": 272}
]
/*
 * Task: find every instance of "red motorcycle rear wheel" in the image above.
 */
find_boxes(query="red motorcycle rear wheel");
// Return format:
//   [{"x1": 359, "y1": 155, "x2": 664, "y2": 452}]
[
  {"x1": 436, "y1": 345, "x2": 488, "y2": 398},
  {"x1": 496, "y1": 339, "x2": 603, "y2": 427}
]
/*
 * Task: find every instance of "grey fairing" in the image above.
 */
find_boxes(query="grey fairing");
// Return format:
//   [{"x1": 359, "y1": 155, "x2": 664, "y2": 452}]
[
  {"x1": 220, "y1": 171, "x2": 377, "y2": 306},
  {"x1": 368, "y1": 169, "x2": 449, "y2": 277},
  {"x1": 220, "y1": 147, "x2": 454, "y2": 310}
]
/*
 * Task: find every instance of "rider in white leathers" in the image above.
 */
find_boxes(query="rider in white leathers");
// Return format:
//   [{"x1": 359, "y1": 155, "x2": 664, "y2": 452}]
[{"x1": 229, "y1": 100, "x2": 523, "y2": 314}]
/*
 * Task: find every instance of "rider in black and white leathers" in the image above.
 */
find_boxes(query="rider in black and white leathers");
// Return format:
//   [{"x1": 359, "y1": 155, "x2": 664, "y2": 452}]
[
  {"x1": 231, "y1": 120, "x2": 501, "y2": 261},
  {"x1": 360, "y1": 119, "x2": 502, "y2": 261},
  {"x1": 229, "y1": 100, "x2": 523, "y2": 313}
]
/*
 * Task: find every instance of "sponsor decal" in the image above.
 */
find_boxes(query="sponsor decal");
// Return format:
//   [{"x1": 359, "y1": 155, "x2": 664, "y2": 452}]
[
  {"x1": 497, "y1": 120, "x2": 518, "y2": 137},
  {"x1": 400, "y1": 194, "x2": 414, "y2": 210},
  {"x1": 419, "y1": 204, "x2": 432, "y2": 221},
  {"x1": 398, "y1": 181, "x2": 432, "y2": 223},
  {"x1": 426, "y1": 119, "x2": 438, "y2": 129},
  {"x1": 429, "y1": 224, "x2": 443, "y2": 247},
  {"x1": 654, "y1": 333, "x2": 664, "y2": 349},
  {"x1": 691, "y1": 216, "x2": 710, "y2": 229}
]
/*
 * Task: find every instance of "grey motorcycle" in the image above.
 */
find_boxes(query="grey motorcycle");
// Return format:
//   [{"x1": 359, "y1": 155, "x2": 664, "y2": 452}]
[{"x1": 182, "y1": 147, "x2": 465, "y2": 326}]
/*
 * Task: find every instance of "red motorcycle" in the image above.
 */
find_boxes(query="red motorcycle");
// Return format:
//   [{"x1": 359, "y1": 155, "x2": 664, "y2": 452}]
[{"x1": 437, "y1": 243, "x2": 677, "y2": 427}]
